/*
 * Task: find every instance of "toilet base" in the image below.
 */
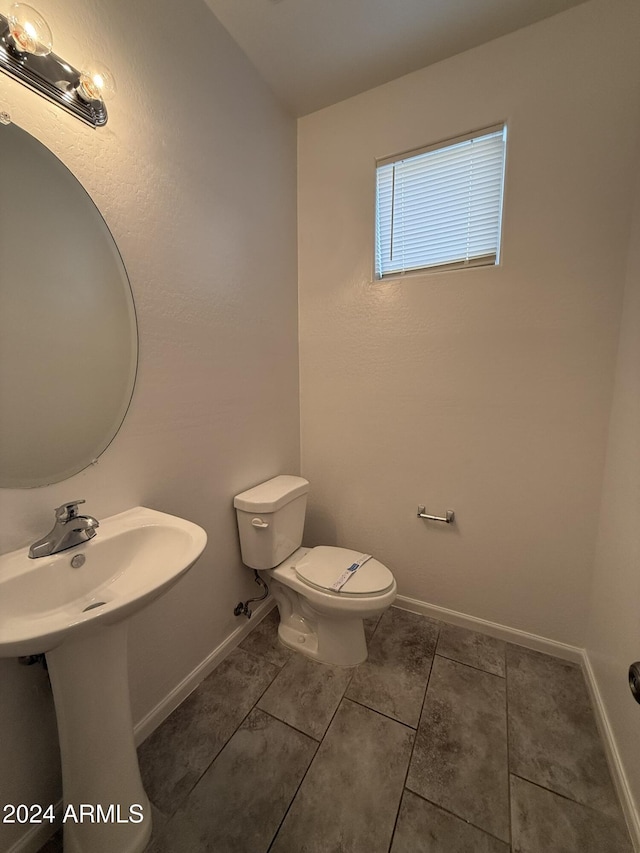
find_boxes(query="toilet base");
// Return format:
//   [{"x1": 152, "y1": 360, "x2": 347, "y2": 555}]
[
  {"x1": 277, "y1": 611, "x2": 368, "y2": 667},
  {"x1": 269, "y1": 578, "x2": 376, "y2": 667}
]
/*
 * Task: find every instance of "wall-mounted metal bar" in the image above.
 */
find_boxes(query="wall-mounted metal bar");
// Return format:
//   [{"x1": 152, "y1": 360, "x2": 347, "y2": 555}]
[
  {"x1": 417, "y1": 506, "x2": 455, "y2": 524},
  {"x1": 0, "y1": 14, "x2": 107, "y2": 127}
]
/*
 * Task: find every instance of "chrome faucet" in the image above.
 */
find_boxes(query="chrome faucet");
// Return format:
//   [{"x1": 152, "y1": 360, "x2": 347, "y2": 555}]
[{"x1": 28, "y1": 500, "x2": 99, "y2": 559}]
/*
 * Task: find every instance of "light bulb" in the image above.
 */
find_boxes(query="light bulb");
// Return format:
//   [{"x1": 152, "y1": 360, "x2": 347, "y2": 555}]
[
  {"x1": 7, "y1": 3, "x2": 52, "y2": 56},
  {"x1": 77, "y1": 62, "x2": 116, "y2": 103}
]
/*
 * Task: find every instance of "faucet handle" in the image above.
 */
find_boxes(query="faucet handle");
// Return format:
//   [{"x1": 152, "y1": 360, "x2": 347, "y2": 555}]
[{"x1": 55, "y1": 500, "x2": 86, "y2": 522}]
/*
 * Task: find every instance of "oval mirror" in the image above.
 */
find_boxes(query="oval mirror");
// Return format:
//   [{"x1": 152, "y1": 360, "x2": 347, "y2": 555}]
[{"x1": 0, "y1": 121, "x2": 137, "y2": 488}]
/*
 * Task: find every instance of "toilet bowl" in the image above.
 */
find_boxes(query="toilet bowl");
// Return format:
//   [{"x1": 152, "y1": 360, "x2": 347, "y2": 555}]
[{"x1": 234, "y1": 475, "x2": 396, "y2": 667}]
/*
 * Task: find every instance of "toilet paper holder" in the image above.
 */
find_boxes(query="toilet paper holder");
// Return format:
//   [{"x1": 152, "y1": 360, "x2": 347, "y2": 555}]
[{"x1": 417, "y1": 506, "x2": 455, "y2": 524}]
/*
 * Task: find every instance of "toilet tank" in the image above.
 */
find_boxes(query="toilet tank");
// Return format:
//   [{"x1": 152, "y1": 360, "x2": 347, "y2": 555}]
[{"x1": 234, "y1": 475, "x2": 309, "y2": 569}]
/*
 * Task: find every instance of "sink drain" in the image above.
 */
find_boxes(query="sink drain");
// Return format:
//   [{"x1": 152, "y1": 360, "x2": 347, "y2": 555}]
[{"x1": 82, "y1": 601, "x2": 106, "y2": 612}]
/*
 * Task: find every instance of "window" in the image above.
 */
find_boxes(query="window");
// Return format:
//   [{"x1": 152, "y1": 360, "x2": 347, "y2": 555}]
[{"x1": 375, "y1": 125, "x2": 507, "y2": 279}]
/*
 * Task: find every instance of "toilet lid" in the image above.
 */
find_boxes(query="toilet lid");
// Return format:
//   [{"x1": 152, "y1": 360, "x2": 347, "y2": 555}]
[{"x1": 294, "y1": 546, "x2": 394, "y2": 595}]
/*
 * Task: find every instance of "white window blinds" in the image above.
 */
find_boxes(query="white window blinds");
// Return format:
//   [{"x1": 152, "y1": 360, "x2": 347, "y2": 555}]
[{"x1": 375, "y1": 125, "x2": 507, "y2": 278}]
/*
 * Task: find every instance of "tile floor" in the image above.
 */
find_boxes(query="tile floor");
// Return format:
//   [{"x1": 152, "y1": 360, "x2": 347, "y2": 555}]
[{"x1": 40, "y1": 606, "x2": 633, "y2": 852}]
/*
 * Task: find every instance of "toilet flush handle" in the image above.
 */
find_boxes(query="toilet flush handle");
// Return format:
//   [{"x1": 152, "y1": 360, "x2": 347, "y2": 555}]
[{"x1": 251, "y1": 517, "x2": 269, "y2": 529}]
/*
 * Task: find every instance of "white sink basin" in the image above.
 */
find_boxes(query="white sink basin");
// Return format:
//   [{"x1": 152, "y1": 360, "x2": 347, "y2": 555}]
[
  {"x1": 0, "y1": 505, "x2": 207, "y2": 853},
  {"x1": 0, "y1": 506, "x2": 207, "y2": 657}
]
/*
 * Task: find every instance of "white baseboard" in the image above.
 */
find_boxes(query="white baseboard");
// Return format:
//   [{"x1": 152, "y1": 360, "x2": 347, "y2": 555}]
[
  {"x1": 394, "y1": 594, "x2": 584, "y2": 663},
  {"x1": 581, "y1": 651, "x2": 640, "y2": 851},
  {"x1": 134, "y1": 596, "x2": 275, "y2": 745},
  {"x1": 395, "y1": 593, "x2": 639, "y2": 851},
  {"x1": 6, "y1": 805, "x2": 62, "y2": 853}
]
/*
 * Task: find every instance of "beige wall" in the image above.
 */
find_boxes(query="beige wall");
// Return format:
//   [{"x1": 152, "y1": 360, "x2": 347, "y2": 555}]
[
  {"x1": 298, "y1": 0, "x2": 640, "y2": 646},
  {"x1": 2, "y1": 0, "x2": 640, "y2": 848},
  {"x1": 587, "y1": 150, "x2": 640, "y2": 818},
  {"x1": 0, "y1": 0, "x2": 298, "y2": 849}
]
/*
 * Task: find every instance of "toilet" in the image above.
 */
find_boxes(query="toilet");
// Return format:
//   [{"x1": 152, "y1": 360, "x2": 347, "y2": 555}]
[{"x1": 234, "y1": 475, "x2": 397, "y2": 666}]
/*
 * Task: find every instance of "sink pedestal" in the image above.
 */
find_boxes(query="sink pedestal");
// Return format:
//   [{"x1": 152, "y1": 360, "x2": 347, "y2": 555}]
[{"x1": 46, "y1": 621, "x2": 152, "y2": 853}]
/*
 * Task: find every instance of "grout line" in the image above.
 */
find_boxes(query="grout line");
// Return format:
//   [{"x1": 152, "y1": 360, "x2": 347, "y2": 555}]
[
  {"x1": 385, "y1": 725, "x2": 418, "y2": 852},
  {"x1": 154, "y1": 647, "x2": 318, "y2": 853},
  {"x1": 265, "y1": 611, "x2": 423, "y2": 853},
  {"x1": 265, "y1": 745, "x2": 318, "y2": 853},
  {"x1": 154, "y1": 618, "x2": 321, "y2": 853},
  {"x1": 504, "y1": 648, "x2": 631, "y2": 835},
  {"x1": 509, "y1": 771, "x2": 631, "y2": 823},
  {"x1": 504, "y1": 642, "x2": 513, "y2": 849},
  {"x1": 165, "y1": 643, "x2": 285, "y2": 818},
  {"x1": 399, "y1": 638, "x2": 512, "y2": 850},
  {"x1": 433, "y1": 652, "x2": 505, "y2": 680},
  {"x1": 386, "y1": 622, "x2": 443, "y2": 853},
  {"x1": 435, "y1": 648, "x2": 506, "y2": 678},
  {"x1": 387, "y1": 795, "x2": 406, "y2": 853},
  {"x1": 329, "y1": 695, "x2": 417, "y2": 853},
  {"x1": 265, "y1": 644, "x2": 357, "y2": 851},
  {"x1": 366, "y1": 613, "x2": 383, "y2": 642},
  {"x1": 402, "y1": 787, "x2": 512, "y2": 848},
  {"x1": 265, "y1": 702, "x2": 339, "y2": 852},
  {"x1": 345, "y1": 695, "x2": 418, "y2": 732},
  {"x1": 257, "y1": 706, "x2": 324, "y2": 743}
]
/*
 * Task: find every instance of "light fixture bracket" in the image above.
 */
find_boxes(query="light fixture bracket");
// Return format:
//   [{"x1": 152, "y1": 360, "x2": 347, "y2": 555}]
[{"x1": 0, "y1": 13, "x2": 107, "y2": 127}]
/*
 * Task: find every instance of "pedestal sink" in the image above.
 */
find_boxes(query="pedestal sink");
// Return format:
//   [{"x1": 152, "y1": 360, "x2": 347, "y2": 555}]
[{"x1": 0, "y1": 507, "x2": 207, "y2": 853}]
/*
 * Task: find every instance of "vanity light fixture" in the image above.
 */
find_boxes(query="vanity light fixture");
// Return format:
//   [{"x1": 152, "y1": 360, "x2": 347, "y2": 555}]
[{"x1": 0, "y1": 3, "x2": 114, "y2": 127}]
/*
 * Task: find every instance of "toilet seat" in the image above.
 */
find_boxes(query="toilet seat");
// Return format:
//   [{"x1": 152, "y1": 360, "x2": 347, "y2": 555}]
[{"x1": 294, "y1": 546, "x2": 394, "y2": 596}]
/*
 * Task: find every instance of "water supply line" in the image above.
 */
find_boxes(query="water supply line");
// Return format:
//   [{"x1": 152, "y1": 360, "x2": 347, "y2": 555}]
[{"x1": 234, "y1": 570, "x2": 269, "y2": 619}]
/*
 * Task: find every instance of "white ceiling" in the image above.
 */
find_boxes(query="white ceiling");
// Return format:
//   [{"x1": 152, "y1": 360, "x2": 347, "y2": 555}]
[{"x1": 204, "y1": 0, "x2": 588, "y2": 116}]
